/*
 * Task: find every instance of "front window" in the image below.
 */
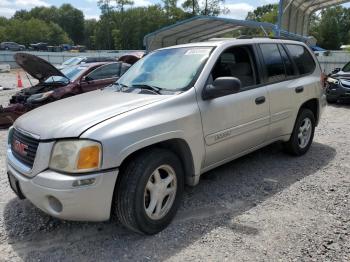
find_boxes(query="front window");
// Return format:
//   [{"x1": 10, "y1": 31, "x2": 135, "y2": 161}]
[
  {"x1": 44, "y1": 65, "x2": 87, "y2": 84},
  {"x1": 118, "y1": 47, "x2": 213, "y2": 91}
]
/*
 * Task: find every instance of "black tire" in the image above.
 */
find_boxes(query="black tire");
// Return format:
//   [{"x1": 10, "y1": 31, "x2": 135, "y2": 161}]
[
  {"x1": 114, "y1": 148, "x2": 184, "y2": 235},
  {"x1": 284, "y1": 108, "x2": 315, "y2": 156}
]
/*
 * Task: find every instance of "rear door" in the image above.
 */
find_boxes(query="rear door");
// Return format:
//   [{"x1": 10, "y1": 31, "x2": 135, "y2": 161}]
[
  {"x1": 80, "y1": 63, "x2": 121, "y2": 92},
  {"x1": 258, "y1": 43, "x2": 299, "y2": 140},
  {"x1": 259, "y1": 43, "x2": 317, "y2": 140},
  {"x1": 197, "y1": 45, "x2": 270, "y2": 168}
]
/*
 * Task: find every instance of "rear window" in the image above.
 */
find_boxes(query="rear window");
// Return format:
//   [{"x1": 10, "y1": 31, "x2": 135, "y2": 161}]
[{"x1": 286, "y1": 45, "x2": 316, "y2": 75}]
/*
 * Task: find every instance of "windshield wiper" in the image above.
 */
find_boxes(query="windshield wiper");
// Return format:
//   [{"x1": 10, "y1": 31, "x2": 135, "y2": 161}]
[{"x1": 131, "y1": 84, "x2": 161, "y2": 94}]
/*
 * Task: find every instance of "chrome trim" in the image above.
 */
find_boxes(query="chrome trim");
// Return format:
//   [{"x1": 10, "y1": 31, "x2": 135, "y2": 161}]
[
  {"x1": 7, "y1": 149, "x2": 32, "y2": 174},
  {"x1": 14, "y1": 126, "x2": 40, "y2": 140}
]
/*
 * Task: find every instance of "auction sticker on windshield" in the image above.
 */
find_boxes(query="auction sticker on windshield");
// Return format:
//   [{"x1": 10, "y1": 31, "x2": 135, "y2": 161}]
[{"x1": 184, "y1": 49, "x2": 211, "y2": 55}]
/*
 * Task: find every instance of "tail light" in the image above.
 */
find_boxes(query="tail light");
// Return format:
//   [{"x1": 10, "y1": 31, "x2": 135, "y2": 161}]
[{"x1": 321, "y1": 73, "x2": 326, "y2": 88}]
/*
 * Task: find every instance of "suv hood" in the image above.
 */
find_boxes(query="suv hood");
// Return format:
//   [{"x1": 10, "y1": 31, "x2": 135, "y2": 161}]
[
  {"x1": 14, "y1": 90, "x2": 168, "y2": 140},
  {"x1": 15, "y1": 53, "x2": 66, "y2": 82}
]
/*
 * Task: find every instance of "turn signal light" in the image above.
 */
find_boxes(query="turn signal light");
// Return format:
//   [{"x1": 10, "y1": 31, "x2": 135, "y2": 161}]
[{"x1": 77, "y1": 145, "x2": 101, "y2": 170}]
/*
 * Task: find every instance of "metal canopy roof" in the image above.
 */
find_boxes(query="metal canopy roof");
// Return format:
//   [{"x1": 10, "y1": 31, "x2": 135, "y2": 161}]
[
  {"x1": 144, "y1": 16, "x2": 276, "y2": 51},
  {"x1": 279, "y1": 0, "x2": 350, "y2": 35}
]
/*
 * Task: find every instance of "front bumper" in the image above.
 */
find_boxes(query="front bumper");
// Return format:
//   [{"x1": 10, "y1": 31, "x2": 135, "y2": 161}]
[
  {"x1": 326, "y1": 84, "x2": 350, "y2": 100},
  {"x1": 7, "y1": 163, "x2": 119, "y2": 222}
]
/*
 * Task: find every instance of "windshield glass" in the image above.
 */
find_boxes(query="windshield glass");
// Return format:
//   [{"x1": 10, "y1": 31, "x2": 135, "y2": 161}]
[
  {"x1": 118, "y1": 47, "x2": 213, "y2": 91},
  {"x1": 62, "y1": 57, "x2": 84, "y2": 66},
  {"x1": 44, "y1": 65, "x2": 87, "y2": 84},
  {"x1": 342, "y1": 62, "x2": 350, "y2": 72}
]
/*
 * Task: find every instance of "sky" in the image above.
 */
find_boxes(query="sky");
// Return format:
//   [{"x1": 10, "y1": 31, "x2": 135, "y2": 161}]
[
  {"x1": 1, "y1": 0, "x2": 350, "y2": 21},
  {"x1": 0, "y1": 0, "x2": 279, "y2": 20}
]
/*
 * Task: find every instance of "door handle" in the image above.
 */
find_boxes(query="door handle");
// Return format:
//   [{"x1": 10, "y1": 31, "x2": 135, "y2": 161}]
[
  {"x1": 255, "y1": 96, "x2": 266, "y2": 105},
  {"x1": 295, "y1": 86, "x2": 304, "y2": 93}
]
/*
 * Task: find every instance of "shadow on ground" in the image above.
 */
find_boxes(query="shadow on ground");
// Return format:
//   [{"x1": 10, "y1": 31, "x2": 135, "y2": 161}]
[{"x1": 3, "y1": 142, "x2": 336, "y2": 261}]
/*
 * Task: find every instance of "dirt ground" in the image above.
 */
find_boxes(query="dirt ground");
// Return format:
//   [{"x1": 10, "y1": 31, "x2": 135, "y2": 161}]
[
  {"x1": 0, "y1": 70, "x2": 38, "y2": 90},
  {"x1": 0, "y1": 78, "x2": 349, "y2": 261}
]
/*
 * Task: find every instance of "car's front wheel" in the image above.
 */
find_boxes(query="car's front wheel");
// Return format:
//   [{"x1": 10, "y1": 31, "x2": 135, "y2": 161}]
[
  {"x1": 284, "y1": 108, "x2": 315, "y2": 156},
  {"x1": 114, "y1": 148, "x2": 184, "y2": 234}
]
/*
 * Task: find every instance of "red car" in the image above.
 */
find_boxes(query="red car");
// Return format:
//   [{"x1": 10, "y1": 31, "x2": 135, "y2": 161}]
[{"x1": 0, "y1": 53, "x2": 131, "y2": 128}]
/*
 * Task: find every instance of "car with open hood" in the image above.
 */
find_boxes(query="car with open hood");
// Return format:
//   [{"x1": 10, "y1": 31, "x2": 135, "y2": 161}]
[
  {"x1": 6, "y1": 38, "x2": 326, "y2": 235},
  {"x1": 0, "y1": 53, "x2": 131, "y2": 128}
]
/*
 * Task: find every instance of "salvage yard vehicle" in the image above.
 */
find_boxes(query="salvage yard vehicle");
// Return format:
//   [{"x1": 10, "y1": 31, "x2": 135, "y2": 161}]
[
  {"x1": 56, "y1": 56, "x2": 117, "y2": 70},
  {"x1": 6, "y1": 38, "x2": 326, "y2": 235},
  {"x1": 326, "y1": 62, "x2": 350, "y2": 103},
  {"x1": 0, "y1": 42, "x2": 25, "y2": 51},
  {"x1": 0, "y1": 53, "x2": 131, "y2": 128}
]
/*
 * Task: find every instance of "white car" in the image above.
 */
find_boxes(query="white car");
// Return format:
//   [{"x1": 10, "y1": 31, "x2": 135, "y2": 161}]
[{"x1": 7, "y1": 38, "x2": 326, "y2": 234}]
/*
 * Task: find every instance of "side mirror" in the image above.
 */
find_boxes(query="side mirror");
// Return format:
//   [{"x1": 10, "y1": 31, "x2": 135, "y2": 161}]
[
  {"x1": 203, "y1": 77, "x2": 241, "y2": 100},
  {"x1": 81, "y1": 76, "x2": 93, "y2": 83}
]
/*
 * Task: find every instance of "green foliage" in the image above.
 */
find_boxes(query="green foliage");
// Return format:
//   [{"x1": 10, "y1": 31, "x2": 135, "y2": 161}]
[
  {"x1": 11, "y1": 4, "x2": 85, "y2": 45},
  {"x1": 241, "y1": 4, "x2": 278, "y2": 37},
  {"x1": 309, "y1": 7, "x2": 350, "y2": 50},
  {"x1": 181, "y1": 0, "x2": 224, "y2": 16},
  {"x1": 246, "y1": 4, "x2": 278, "y2": 23},
  {"x1": 0, "y1": 18, "x2": 72, "y2": 46}
]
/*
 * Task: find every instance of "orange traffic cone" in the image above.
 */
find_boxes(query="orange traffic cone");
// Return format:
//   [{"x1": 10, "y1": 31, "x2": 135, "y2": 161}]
[{"x1": 17, "y1": 71, "x2": 23, "y2": 88}]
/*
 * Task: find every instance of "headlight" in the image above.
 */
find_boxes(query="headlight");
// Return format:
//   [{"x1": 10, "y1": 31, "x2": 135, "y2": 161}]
[
  {"x1": 27, "y1": 91, "x2": 54, "y2": 103},
  {"x1": 49, "y1": 140, "x2": 102, "y2": 173},
  {"x1": 327, "y1": 77, "x2": 339, "y2": 85}
]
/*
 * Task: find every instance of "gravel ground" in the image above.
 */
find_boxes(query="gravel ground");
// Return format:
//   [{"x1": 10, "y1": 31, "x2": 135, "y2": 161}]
[
  {"x1": 0, "y1": 70, "x2": 37, "y2": 90},
  {"x1": 0, "y1": 88, "x2": 349, "y2": 261}
]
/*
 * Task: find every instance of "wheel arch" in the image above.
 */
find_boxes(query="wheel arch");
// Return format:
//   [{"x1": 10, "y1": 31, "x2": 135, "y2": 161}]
[
  {"x1": 117, "y1": 138, "x2": 197, "y2": 186},
  {"x1": 299, "y1": 98, "x2": 319, "y2": 125}
]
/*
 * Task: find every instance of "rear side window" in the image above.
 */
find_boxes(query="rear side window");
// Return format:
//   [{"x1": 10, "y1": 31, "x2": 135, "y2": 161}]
[
  {"x1": 260, "y1": 44, "x2": 285, "y2": 83},
  {"x1": 286, "y1": 45, "x2": 316, "y2": 75},
  {"x1": 279, "y1": 45, "x2": 295, "y2": 76}
]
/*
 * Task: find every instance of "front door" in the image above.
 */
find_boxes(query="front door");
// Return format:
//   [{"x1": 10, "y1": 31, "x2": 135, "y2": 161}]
[{"x1": 197, "y1": 45, "x2": 270, "y2": 168}]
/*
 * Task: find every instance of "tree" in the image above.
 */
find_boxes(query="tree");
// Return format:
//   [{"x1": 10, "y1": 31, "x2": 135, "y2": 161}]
[
  {"x1": 84, "y1": 19, "x2": 98, "y2": 49},
  {"x1": 246, "y1": 4, "x2": 278, "y2": 23},
  {"x1": 57, "y1": 4, "x2": 85, "y2": 44},
  {"x1": 182, "y1": 0, "x2": 224, "y2": 16},
  {"x1": 2, "y1": 18, "x2": 71, "y2": 46},
  {"x1": 318, "y1": 8, "x2": 341, "y2": 49}
]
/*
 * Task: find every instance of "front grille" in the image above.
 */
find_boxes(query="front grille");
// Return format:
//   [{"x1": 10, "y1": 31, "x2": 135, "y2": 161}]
[{"x1": 10, "y1": 129, "x2": 39, "y2": 168}]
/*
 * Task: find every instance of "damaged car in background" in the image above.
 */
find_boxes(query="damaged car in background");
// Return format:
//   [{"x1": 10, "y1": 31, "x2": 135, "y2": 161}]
[
  {"x1": 326, "y1": 61, "x2": 350, "y2": 103},
  {"x1": 0, "y1": 53, "x2": 131, "y2": 128}
]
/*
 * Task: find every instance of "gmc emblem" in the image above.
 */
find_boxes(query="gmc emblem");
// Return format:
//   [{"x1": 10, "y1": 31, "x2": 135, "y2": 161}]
[{"x1": 13, "y1": 140, "x2": 28, "y2": 156}]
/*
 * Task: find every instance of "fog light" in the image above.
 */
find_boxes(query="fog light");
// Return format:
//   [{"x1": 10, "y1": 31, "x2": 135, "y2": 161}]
[
  {"x1": 48, "y1": 196, "x2": 63, "y2": 213},
  {"x1": 72, "y1": 178, "x2": 96, "y2": 187}
]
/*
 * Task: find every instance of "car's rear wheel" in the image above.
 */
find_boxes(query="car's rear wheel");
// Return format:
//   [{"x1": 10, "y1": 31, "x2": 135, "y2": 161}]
[
  {"x1": 114, "y1": 148, "x2": 184, "y2": 235},
  {"x1": 284, "y1": 108, "x2": 315, "y2": 156}
]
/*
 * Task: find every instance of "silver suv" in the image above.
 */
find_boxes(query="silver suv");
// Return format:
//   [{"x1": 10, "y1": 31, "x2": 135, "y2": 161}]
[{"x1": 7, "y1": 39, "x2": 326, "y2": 234}]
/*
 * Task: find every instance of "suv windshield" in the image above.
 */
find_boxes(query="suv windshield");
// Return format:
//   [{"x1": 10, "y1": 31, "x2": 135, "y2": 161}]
[
  {"x1": 118, "y1": 47, "x2": 213, "y2": 91},
  {"x1": 44, "y1": 65, "x2": 87, "y2": 84}
]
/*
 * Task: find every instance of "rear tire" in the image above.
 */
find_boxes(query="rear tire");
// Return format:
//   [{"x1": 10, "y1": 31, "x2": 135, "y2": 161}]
[
  {"x1": 114, "y1": 148, "x2": 184, "y2": 235},
  {"x1": 284, "y1": 109, "x2": 315, "y2": 156}
]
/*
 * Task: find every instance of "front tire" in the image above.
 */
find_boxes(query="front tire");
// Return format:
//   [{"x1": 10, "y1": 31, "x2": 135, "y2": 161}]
[
  {"x1": 284, "y1": 109, "x2": 315, "y2": 156},
  {"x1": 114, "y1": 148, "x2": 184, "y2": 235}
]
